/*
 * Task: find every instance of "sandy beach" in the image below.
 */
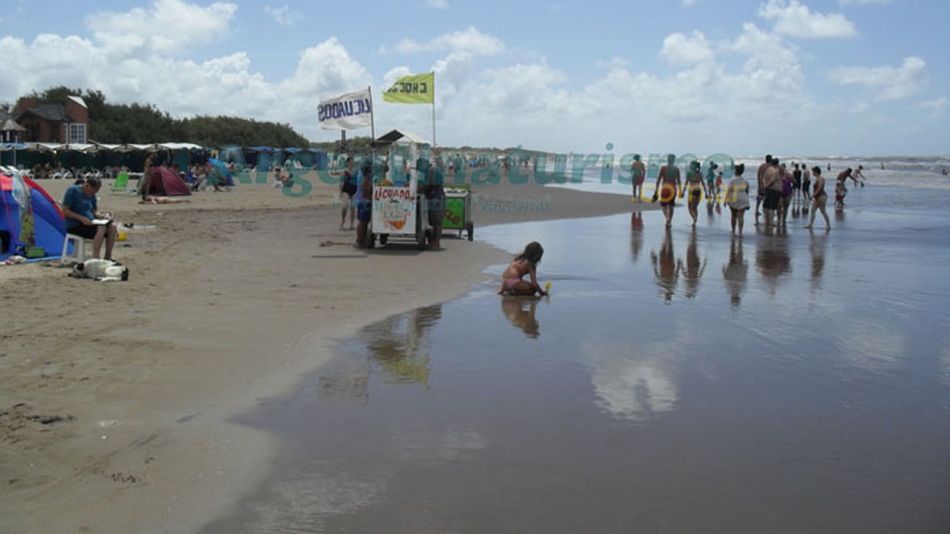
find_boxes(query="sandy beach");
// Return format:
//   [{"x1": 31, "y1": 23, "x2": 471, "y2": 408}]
[{"x1": 0, "y1": 173, "x2": 641, "y2": 533}]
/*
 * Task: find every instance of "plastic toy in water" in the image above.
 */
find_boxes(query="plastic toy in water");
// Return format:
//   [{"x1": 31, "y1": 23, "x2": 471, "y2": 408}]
[{"x1": 544, "y1": 281, "x2": 552, "y2": 293}]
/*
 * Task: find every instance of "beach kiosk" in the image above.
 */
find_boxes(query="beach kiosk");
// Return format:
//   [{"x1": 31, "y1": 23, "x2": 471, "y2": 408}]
[{"x1": 366, "y1": 129, "x2": 432, "y2": 250}]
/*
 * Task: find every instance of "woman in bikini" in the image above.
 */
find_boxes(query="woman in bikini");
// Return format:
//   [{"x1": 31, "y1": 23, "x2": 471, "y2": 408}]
[
  {"x1": 683, "y1": 160, "x2": 704, "y2": 227},
  {"x1": 805, "y1": 166, "x2": 831, "y2": 230},
  {"x1": 498, "y1": 242, "x2": 547, "y2": 296}
]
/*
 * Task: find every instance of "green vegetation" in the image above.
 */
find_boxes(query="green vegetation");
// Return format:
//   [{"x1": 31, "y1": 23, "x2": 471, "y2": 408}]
[{"x1": 16, "y1": 87, "x2": 311, "y2": 147}]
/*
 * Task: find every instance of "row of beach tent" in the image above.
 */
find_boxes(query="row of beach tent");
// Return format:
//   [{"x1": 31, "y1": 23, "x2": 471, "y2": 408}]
[{"x1": 0, "y1": 142, "x2": 329, "y2": 172}]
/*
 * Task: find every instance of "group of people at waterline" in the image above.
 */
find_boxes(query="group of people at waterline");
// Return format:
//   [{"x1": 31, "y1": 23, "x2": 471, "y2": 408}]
[{"x1": 635, "y1": 154, "x2": 865, "y2": 234}]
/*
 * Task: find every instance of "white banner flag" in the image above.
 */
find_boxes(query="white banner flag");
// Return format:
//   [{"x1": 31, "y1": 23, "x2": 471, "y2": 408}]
[{"x1": 317, "y1": 88, "x2": 373, "y2": 131}]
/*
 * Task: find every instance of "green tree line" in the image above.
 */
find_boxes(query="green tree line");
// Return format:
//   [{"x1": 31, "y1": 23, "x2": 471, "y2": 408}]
[{"x1": 18, "y1": 87, "x2": 311, "y2": 147}]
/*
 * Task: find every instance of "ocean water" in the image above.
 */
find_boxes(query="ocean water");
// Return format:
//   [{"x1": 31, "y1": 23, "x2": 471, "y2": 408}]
[{"x1": 205, "y1": 185, "x2": 950, "y2": 533}]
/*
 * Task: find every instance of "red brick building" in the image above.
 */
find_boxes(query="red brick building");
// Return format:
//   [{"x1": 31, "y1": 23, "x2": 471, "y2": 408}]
[{"x1": 13, "y1": 96, "x2": 89, "y2": 144}]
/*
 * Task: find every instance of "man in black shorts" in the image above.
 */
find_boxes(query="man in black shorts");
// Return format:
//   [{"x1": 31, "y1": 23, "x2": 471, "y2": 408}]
[
  {"x1": 762, "y1": 158, "x2": 784, "y2": 226},
  {"x1": 61, "y1": 177, "x2": 117, "y2": 260}
]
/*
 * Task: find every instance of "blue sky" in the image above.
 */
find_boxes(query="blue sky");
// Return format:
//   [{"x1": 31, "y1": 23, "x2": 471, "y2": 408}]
[{"x1": 1, "y1": 0, "x2": 947, "y2": 155}]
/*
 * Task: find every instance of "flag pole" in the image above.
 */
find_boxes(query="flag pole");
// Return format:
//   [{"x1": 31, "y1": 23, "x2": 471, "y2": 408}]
[
  {"x1": 431, "y1": 72, "x2": 437, "y2": 147},
  {"x1": 369, "y1": 85, "x2": 376, "y2": 142}
]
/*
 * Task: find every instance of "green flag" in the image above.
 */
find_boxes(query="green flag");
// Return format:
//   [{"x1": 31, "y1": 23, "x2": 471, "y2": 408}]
[{"x1": 383, "y1": 72, "x2": 434, "y2": 104}]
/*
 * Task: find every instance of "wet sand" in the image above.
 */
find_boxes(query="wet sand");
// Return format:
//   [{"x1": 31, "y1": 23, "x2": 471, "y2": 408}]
[
  {"x1": 0, "y1": 172, "x2": 639, "y2": 532},
  {"x1": 207, "y1": 190, "x2": 950, "y2": 533}
]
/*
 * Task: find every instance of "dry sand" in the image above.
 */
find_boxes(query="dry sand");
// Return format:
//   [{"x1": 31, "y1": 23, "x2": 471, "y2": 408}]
[{"x1": 0, "y1": 172, "x2": 652, "y2": 533}]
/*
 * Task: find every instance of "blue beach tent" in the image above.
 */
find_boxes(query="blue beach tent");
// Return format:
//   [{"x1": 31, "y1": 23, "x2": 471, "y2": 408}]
[{"x1": 1, "y1": 172, "x2": 65, "y2": 260}]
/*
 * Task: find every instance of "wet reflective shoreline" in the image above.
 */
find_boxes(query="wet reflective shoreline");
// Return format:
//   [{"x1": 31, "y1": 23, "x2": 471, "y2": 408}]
[{"x1": 206, "y1": 183, "x2": 950, "y2": 533}]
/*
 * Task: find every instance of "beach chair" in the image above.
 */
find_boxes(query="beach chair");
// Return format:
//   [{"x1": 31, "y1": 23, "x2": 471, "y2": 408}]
[
  {"x1": 61, "y1": 234, "x2": 89, "y2": 264},
  {"x1": 112, "y1": 172, "x2": 130, "y2": 193}
]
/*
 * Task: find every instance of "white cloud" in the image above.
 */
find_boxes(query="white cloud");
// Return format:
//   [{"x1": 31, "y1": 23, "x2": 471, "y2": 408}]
[
  {"x1": 86, "y1": 0, "x2": 237, "y2": 56},
  {"x1": 0, "y1": 2, "x2": 370, "y2": 141},
  {"x1": 265, "y1": 5, "x2": 296, "y2": 27},
  {"x1": 759, "y1": 0, "x2": 857, "y2": 39},
  {"x1": 424, "y1": 0, "x2": 449, "y2": 8},
  {"x1": 681, "y1": 0, "x2": 699, "y2": 6},
  {"x1": 920, "y1": 97, "x2": 948, "y2": 116},
  {"x1": 829, "y1": 56, "x2": 927, "y2": 101},
  {"x1": 660, "y1": 31, "x2": 714, "y2": 65},
  {"x1": 380, "y1": 26, "x2": 504, "y2": 56}
]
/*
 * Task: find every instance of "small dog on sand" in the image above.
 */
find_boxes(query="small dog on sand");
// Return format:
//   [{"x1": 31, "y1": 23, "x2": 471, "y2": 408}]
[{"x1": 70, "y1": 259, "x2": 129, "y2": 282}]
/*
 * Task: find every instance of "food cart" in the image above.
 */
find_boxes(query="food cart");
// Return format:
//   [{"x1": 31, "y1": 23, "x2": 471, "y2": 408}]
[
  {"x1": 442, "y1": 186, "x2": 474, "y2": 241},
  {"x1": 365, "y1": 129, "x2": 432, "y2": 250}
]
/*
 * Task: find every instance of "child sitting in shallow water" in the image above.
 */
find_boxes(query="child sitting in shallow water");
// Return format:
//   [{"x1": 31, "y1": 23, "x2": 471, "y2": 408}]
[{"x1": 498, "y1": 242, "x2": 548, "y2": 296}]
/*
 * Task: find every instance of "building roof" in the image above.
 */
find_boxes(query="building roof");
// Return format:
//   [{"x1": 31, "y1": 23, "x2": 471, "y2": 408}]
[
  {"x1": 375, "y1": 129, "x2": 431, "y2": 147},
  {"x1": 17, "y1": 103, "x2": 68, "y2": 122}
]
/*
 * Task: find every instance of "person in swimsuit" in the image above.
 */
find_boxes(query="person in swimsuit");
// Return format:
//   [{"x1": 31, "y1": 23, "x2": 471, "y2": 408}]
[
  {"x1": 683, "y1": 160, "x2": 705, "y2": 227},
  {"x1": 725, "y1": 163, "x2": 750, "y2": 235},
  {"x1": 805, "y1": 166, "x2": 831, "y2": 229},
  {"x1": 762, "y1": 157, "x2": 784, "y2": 226},
  {"x1": 755, "y1": 154, "x2": 772, "y2": 225},
  {"x1": 853, "y1": 165, "x2": 866, "y2": 187},
  {"x1": 792, "y1": 163, "x2": 802, "y2": 204},
  {"x1": 780, "y1": 164, "x2": 793, "y2": 225},
  {"x1": 339, "y1": 157, "x2": 357, "y2": 230},
  {"x1": 704, "y1": 162, "x2": 717, "y2": 204},
  {"x1": 499, "y1": 242, "x2": 547, "y2": 296},
  {"x1": 801, "y1": 163, "x2": 812, "y2": 202},
  {"x1": 653, "y1": 154, "x2": 681, "y2": 227},
  {"x1": 631, "y1": 154, "x2": 646, "y2": 202}
]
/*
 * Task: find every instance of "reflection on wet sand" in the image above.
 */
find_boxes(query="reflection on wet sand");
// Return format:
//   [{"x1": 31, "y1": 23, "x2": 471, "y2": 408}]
[
  {"x1": 809, "y1": 231, "x2": 828, "y2": 294},
  {"x1": 588, "y1": 342, "x2": 678, "y2": 422},
  {"x1": 361, "y1": 304, "x2": 443, "y2": 386},
  {"x1": 500, "y1": 297, "x2": 541, "y2": 338},
  {"x1": 630, "y1": 211, "x2": 644, "y2": 262},
  {"x1": 722, "y1": 237, "x2": 748, "y2": 307},
  {"x1": 682, "y1": 229, "x2": 707, "y2": 299},
  {"x1": 755, "y1": 226, "x2": 791, "y2": 295},
  {"x1": 651, "y1": 229, "x2": 680, "y2": 302}
]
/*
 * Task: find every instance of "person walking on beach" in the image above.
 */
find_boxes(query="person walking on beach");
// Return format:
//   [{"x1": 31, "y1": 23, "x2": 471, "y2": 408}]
[
  {"x1": 755, "y1": 155, "x2": 773, "y2": 224},
  {"x1": 725, "y1": 163, "x2": 750, "y2": 236},
  {"x1": 762, "y1": 157, "x2": 784, "y2": 226},
  {"x1": 653, "y1": 154, "x2": 681, "y2": 228},
  {"x1": 805, "y1": 166, "x2": 831, "y2": 230},
  {"x1": 339, "y1": 157, "x2": 357, "y2": 230},
  {"x1": 683, "y1": 160, "x2": 705, "y2": 227},
  {"x1": 780, "y1": 164, "x2": 793, "y2": 225},
  {"x1": 792, "y1": 163, "x2": 803, "y2": 204},
  {"x1": 631, "y1": 154, "x2": 645, "y2": 202},
  {"x1": 802, "y1": 163, "x2": 812, "y2": 202},
  {"x1": 498, "y1": 242, "x2": 547, "y2": 296},
  {"x1": 704, "y1": 162, "x2": 718, "y2": 204}
]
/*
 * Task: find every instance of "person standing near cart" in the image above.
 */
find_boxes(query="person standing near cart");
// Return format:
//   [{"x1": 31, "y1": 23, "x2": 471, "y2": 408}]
[
  {"x1": 339, "y1": 157, "x2": 357, "y2": 230},
  {"x1": 424, "y1": 159, "x2": 446, "y2": 250},
  {"x1": 355, "y1": 161, "x2": 374, "y2": 248}
]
